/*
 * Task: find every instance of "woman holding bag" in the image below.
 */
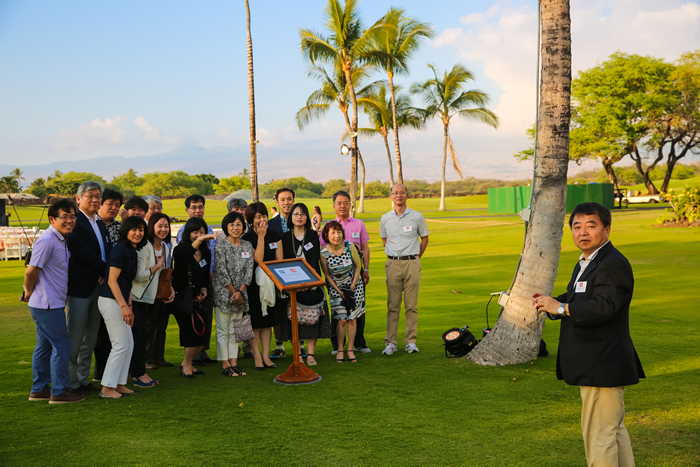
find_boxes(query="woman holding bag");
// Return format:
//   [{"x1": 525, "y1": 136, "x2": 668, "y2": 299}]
[
  {"x1": 130, "y1": 212, "x2": 175, "y2": 387},
  {"x1": 320, "y1": 221, "x2": 365, "y2": 363},
  {"x1": 172, "y1": 218, "x2": 215, "y2": 379},
  {"x1": 281, "y1": 203, "x2": 330, "y2": 366},
  {"x1": 213, "y1": 211, "x2": 254, "y2": 377}
]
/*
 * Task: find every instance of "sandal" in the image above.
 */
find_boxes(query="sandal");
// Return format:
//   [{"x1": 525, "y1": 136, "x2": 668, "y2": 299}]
[
  {"x1": 336, "y1": 350, "x2": 345, "y2": 363},
  {"x1": 306, "y1": 354, "x2": 317, "y2": 366},
  {"x1": 222, "y1": 366, "x2": 246, "y2": 377},
  {"x1": 230, "y1": 366, "x2": 246, "y2": 376},
  {"x1": 347, "y1": 348, "x2": 358, "y2": 363}
]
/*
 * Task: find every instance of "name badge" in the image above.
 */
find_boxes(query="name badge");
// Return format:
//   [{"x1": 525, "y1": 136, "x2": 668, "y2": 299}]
[
  {"x1": 351, "y1": 232, "x2": 360, "y2": 239},
  {"x1": 269, "y1": 242, "x2": 278, "y2": 249},
  {"x1": 404, "y1": 225, "x2": 413, "y2": 232},
  {"x1": 575, "y1": 281, "x2": 587, "y2": 293},
  {"x1": 241, "y1": 252, "x2": 250, "y2": 258},
  {"x1": 198, "y1": 259, "x2": 207, "y2": 268},
  {"x1": 343, "y1": 258, "x2": 352, "y2": 266},
  {"x1": 304, "y1": 242, "x2": 314, "y2": 251}
]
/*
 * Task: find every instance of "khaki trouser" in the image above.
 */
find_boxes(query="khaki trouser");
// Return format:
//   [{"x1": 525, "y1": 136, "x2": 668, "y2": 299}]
[
  {"x1": 384, "y1": 258, "x2": 421, "y2": 346},
  {"x1": 580, "y1": 386, "x2": 635, "y2": 467}
]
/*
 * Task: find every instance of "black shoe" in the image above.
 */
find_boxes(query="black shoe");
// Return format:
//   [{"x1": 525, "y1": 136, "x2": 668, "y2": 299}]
[
  {"x1": 263, "y1": 362, "x2": 277, "y2": 369},
  {"x1": 80, "y1": 382, "x2": 100, "y2": 393},
  {"x1": 270, "y1": 349, "x2": 286, "y2": 359},
  {"x1": 154, "y1": 359, "x2": 173, "y2": 367},
  {"x1": 180, "y1": 366, "x2": 195, "y2": 379},
  {"x1": 192, "y1": 368, "x2": 205, "y2": 376}
]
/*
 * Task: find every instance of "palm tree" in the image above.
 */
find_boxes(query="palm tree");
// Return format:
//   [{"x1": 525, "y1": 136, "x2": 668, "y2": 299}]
[
  {"x1": 296, "y1": 61, "x2": 382, "y2": 213},
  {"x1": 411, "y1": 64, "x2": 498, "y2": 211},
  {"x1": 376, "y1": 8, "x2": 433, "y2": 184},
  {"x1": 467, "y1": 0, "x2": 572, "y2": 366},
  {"x1": 350, "y1": 84, "x2": 424, "y2": 186},
  {"x1": 300, "y1": 0, "x2": 388, "y2": 215},
  {"x1": 244, "y1": 0, "x2": 259, "y2": 202},
  {"x1": 10, "y1": 168, "x2": 24, "y2": 191}
]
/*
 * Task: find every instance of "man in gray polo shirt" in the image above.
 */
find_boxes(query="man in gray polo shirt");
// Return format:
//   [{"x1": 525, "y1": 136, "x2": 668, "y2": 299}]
[{"x1": 379, "y1": 184, "x2": 429, "y2": 355}]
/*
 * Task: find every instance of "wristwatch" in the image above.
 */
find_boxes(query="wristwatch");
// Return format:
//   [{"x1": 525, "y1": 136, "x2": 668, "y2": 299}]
[{"x1": 557, "y1": 303, "x2": 567, "y2": 316}]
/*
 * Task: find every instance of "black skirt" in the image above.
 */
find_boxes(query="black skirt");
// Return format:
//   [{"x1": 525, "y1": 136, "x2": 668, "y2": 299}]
[
  {"x1": 172, "y1": 299, "x2": 212, "y2": 348},
  {"x1": 247, "y1": 279, "x2": 284, "y2": 329}
]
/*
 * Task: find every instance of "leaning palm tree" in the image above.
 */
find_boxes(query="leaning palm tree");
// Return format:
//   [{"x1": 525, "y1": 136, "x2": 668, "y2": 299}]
[
  {"x1": 350, "y1": 84, "x2": 424, "y2": 186},
  {"x1": 300, "y1": 0, "x2": 388, "y2": 215},
  {"x1": 411, "y1": 64, "x2": 498, "y2": 211},
  {"x1": 244, "y1": 0, "x2": 259, "y2": 202},
  {"x1": 375, "y1": 8, "x2": 433, "y2": 184},
  {"x1": 296, "y1": 61, "x2": 382, "y2": 213},
  {"x1": 467, "y1": 0, "x2": 572, "y2": 366}
]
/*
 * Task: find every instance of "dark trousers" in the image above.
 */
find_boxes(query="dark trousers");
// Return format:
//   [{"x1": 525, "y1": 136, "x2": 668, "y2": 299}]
[
  {"x1": 146, "y1": 300, "x2": 170, "y2": 363},
  {"x1": 130, "y1": 301, "x2": 149, "y2": 378},
  {"x1": 331, "y1": 313, "x2": 367, "y2": 350},
  {"x1": 93, "y1": 317, "x2": 111, "y2": 380}
]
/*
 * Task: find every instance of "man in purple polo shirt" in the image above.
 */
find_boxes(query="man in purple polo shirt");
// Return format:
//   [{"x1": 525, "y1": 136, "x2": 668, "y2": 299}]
[
  {"x1": 320, "y1": 190, "x2": 372, "y2": 353},
  {"x1": 23, "y1": 199, "x2": 85, "y2": 404}
]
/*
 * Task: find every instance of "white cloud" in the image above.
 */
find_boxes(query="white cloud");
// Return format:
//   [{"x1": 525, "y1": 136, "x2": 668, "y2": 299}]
[
  {"x1": 55, "y1": 116, "x2": 128, "y2": 149},
  {"x1": 431, "y1": 0, "x2": 700, "y2": 176},
  {"x1": 133, "y1": 116, "x2": 161, "y2": 143}
]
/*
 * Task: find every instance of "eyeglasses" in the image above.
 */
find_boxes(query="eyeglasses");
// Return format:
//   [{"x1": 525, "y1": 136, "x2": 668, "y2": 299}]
[
  {"x1": 56, "y1": 215, "x2": 77, "y2": 221},
  {"x1": 292, "y1": 213, "x2": 308, "y2": 218},
  {"x1": 391, "y1": 191, "x2": 407, "y2": 196}
]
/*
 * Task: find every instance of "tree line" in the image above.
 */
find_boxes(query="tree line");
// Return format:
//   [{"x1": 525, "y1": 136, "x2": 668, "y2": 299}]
[{"x1": 516, "y1": 50, "x2": 700, "y2": 195}]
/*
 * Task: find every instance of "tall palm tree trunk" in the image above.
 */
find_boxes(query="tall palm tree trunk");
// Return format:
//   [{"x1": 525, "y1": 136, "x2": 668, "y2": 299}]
[
  {"x1": 383, "y1": 131, "x2": 395, "y2": 186},
  {"x1": 343, "y1": 61, "x2": 359, "y2": 216},
  {"x1": 388, "y1": 73, "x2": 403, "y2": 184},
  {"x1": 245, "y1": 0, "x2": 258, "y2": 202},
  {"x1": 357, "y1": 149, "x2": 366, "y2": 213},
  {"x1": 439, "y1": 123, "x2": 448, "y2": 211},
  {"x1": 467, "y1": 0, "x2": 572, "y2": 365}
]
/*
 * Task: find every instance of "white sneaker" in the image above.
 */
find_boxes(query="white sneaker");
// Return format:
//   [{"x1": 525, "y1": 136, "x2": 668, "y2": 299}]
[
  {"x1": 331, "y1": 350, "x2": 338, "y2": 355},
  {"x1": 406, "y1": 343, "x2": 420, "y2": 353},
  {"x1": 382, "y1": 343, "x2": 397, "y2": 355},
  {"x1": 359, "y1": 347, "x2": 372, "y2": 353}
]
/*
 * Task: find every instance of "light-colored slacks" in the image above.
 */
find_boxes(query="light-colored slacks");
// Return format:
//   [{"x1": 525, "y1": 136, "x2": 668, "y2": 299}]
[
  {"x1": 580, "y1": 386, "x2": 636, "y2": 467},
  {"x1": 98, "y1": 297, "x2": 134, "y2": 389},
  {"x1": 384, "y1": 258, "x2": 421, "y2": 346},
  {"x1": 67, "y1": 285, "x2": 101, "y2": 388},
  {"x1": 215, "y1": 308, "x2": 241, "y2": 361}
]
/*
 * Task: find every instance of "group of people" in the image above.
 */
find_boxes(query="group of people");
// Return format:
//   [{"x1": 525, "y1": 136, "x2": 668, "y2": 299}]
[{"x1": 23, "y1": 181, "x2": 430, "y2": 402}]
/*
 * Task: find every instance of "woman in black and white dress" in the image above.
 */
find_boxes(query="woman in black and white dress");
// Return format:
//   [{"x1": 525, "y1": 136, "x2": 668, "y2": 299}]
[{"x1": 281, "y1": 203, "x2": 331, "y2": 366}]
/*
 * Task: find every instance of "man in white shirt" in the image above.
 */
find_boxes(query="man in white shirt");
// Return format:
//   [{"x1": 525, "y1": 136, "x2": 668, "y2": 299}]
[{"x1": 379, "y1": 184, "x2": 429, "y2": 355}]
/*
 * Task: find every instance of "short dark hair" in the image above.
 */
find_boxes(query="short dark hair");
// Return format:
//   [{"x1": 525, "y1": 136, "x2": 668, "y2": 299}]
[
  {"x1": 221, "y1": 212, "x2": 246, "y2": 237},
  {"x1": 48, "y1": 198, "x2": 77, "y2": 218},
  {"x1": 185, "y1": 194, "x2": 206, "y2": 209},
  {"x1": 119, "y1": 216, "x2": 148, "y2": 249},
  {"x1": 124, "y1": 197, "x2": 148, "y2": 213},
  {"x1": 180, "y1": 217, "x2": 211, "y2": 256},
  {"x1": 147, "y1": 212, "x2": 171, "y2": 244},
  {"x1": 289, "y1": 203, "x2": 311, "y2": 231},
  {"x1": 245, "y1": 202, "x2": 268, "y2": 225},
  {"x1": 102, "y1": 189, "x2": 123, "y2": 206},
  {"x1": 274, "y1": 187, "x2": 295, "y2": 200},
  {"x1": 569, "y1": 202, "x2": 612, "y2": 228},
  {"x1": 333, "y1": 191, "x2": 351, "y2": 204},
  {"x1": 321, "y1": 220, "x2": 344, "y2": 243}
]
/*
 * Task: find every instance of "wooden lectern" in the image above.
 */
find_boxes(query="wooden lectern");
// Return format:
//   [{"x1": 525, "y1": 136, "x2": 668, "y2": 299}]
[{"x1": 259, "y1": 258, "x2": 326, "y2": 384}]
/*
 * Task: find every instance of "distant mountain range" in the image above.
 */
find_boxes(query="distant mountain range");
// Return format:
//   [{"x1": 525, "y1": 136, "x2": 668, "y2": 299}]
[{"x1": 0, "y1": 140, "x2": 353, "y2": 184}]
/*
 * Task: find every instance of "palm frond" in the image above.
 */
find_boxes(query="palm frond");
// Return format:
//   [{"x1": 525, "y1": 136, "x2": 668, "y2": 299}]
[
  {"x1": 342, "y1": 127, "x2": 379, "y2": 141},
  {"x1": 300, "y1": 28, "x2": 338, "y2": 65},
  {"x1": 295, "y1": 103, "x2": 334, "y2": 131},
  {"x1": 448, "y1": 134, "x2": 464, "y2": 178},
  {"x1": 456, "y1": 107, "x2": 499, "y2": 129},
  {"x1": 449, "y1": 89, "x2": 490, "y2": 110}
]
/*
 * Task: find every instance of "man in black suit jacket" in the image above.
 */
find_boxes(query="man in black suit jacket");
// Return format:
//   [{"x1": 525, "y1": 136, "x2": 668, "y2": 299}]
[
  {"x1": 66, "y1": 181, "x2": 112, "y2": 394},
  {"x1": 534, "y1": 202, "x2": 644, "y2": 467}
]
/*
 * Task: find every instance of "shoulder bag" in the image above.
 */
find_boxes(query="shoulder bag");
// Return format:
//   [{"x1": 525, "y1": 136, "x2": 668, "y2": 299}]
[{"x1": 156, "y1": 244, "x2": 172, "y2": 300}]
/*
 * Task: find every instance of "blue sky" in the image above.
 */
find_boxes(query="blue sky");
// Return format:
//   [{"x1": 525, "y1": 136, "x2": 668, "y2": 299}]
[{"x1": 1, "y1": 0, "x2": 698, "y2": 183}]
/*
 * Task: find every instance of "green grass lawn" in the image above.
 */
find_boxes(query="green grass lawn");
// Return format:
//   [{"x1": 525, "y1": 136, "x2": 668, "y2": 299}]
[
  {"x1": 622, "y1": 175, "x2": 700, "y2": 192},
  {"x1": 1, "y1": 200, "x2": 698, "y2": 466}
]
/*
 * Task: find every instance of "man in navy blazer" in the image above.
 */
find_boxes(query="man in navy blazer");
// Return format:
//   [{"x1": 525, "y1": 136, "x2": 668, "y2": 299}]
[
  {"x1": 66, "y1": 181, "x2": 112, "y2": 394},
  {"x1": 534, "y1": 202, "x2": 644, "y2": 466}
]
